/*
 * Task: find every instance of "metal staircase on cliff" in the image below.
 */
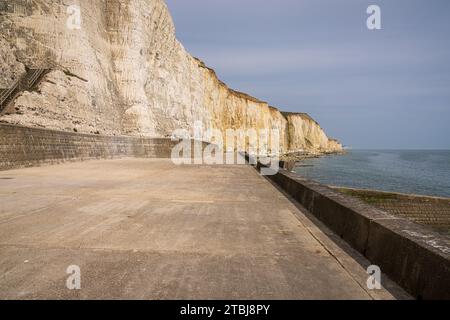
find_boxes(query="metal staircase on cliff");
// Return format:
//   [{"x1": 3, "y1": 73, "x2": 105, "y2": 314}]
[{"x1": 0, "y1": 68, "x2": 50, "y2": 115}]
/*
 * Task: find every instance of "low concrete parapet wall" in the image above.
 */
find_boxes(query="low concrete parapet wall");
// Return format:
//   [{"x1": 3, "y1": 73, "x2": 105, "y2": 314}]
[
  {"x1": 0, "y1": 124, "x2": 185, "y2": 171},
  {"x1": 252, "y1": 156, "x2": 450, "y2": 300}
]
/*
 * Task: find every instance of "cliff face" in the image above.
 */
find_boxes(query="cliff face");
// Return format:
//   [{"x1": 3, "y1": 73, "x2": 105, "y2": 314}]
[{"x1": 0, "y1": 0, "x2": 342, "y2": 154}]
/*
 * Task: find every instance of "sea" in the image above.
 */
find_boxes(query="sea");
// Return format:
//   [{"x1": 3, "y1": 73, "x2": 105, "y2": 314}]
[{"x1": 293, "y1": 150, "x2": 450, "y2": 198}]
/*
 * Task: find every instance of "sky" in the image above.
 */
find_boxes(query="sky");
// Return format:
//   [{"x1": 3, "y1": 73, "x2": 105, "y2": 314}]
[{"x1": 165, "y1": 0, "x2": 450, "y2": 149}]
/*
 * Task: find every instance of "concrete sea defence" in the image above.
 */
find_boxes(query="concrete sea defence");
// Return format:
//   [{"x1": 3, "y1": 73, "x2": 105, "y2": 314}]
[
  {"x1": 2, "y1": 0, "x2": 447, "y2": 301},
  {"x1": 0, "y1": 123, "x2": 448, "y2": 299},
  {"x1": 0, "y1": 158, "x2": 409, "y2": 299},
  {"x1": 335, "y1": 187, "x2": 450, "y2": 236},
  {"x1": 253, "y1": 156, "x2": 450, "y2": 300},
  {"x1": 0, "y1": 123, "x2": 206, "y2": 171}
]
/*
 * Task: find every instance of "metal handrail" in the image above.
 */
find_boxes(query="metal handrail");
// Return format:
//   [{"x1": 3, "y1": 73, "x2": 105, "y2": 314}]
[
  {"x1": 26, "y1": 69, "x2": 48, "y2": 88},
  {"x1": 0, "y1": 89, "x2": 10, "y2": 104},
  {"x1": 25, "y1": 70, "x2": 37, "y2": 87},
  {"x1": 29, "y1": 69, "x2": 46, "y2": 87},
  {"x1": 0, "y1": 68, "x2": 49, "y2": 110},
  {"x1": 0, "y1": 80, "x2": 20, "y2": 105}
]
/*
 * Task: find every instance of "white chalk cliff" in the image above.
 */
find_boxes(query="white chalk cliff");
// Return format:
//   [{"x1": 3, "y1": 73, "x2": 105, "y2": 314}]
[{"x1": 0, "y1": 0, "x2": 342, "y2": 154}]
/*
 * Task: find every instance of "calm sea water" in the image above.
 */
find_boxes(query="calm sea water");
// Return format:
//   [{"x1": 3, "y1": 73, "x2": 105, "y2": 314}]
[{"x1": 293, "y1": 150, "x2": 450, "y2": 198}]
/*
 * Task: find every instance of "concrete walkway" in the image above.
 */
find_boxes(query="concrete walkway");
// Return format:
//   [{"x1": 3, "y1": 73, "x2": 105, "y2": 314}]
[{"x1": 0, "y1": 159, "x2": 407, "y2": 299}]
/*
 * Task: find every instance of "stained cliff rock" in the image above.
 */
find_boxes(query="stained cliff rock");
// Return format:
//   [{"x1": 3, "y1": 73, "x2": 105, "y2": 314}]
[
  {"x1": 0, "y1": 0, "x2": 342, "y2": 154},
  {"x1": 0, "y1": 37, "x2": 25, "y2": 88}
]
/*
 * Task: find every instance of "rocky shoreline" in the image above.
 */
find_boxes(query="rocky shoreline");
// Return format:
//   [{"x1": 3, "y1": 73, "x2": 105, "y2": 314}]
[{"x1": 280, "y1": 150, "x2": 346, "y2": 164}]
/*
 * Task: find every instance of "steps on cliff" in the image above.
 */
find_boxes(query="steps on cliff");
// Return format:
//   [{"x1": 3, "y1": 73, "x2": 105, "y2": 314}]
[{"x1": 0, "y1": 68, "x2": 50, "y2": 115}]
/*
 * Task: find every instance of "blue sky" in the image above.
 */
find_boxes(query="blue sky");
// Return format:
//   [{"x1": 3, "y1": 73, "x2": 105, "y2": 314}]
[{"x1": 165, "y1": 0, "x2": 450, "y2": 149}]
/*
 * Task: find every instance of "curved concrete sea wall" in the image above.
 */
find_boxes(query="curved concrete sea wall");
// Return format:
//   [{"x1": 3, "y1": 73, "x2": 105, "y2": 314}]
[
  {"x1": 0, "y1": 123, "x2": 186, "y2": 171},
  {"x1": 0, "y1": 0, "x2": 341, "y2": 154},
  {"x1": 254, "y1": 157, "x2": 450, "y2": 300}
]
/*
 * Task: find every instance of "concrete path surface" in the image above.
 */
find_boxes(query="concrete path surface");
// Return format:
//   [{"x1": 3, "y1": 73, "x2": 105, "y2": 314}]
[{"x1": 0, "y1": 159, "x2": 408, "y2": 299}]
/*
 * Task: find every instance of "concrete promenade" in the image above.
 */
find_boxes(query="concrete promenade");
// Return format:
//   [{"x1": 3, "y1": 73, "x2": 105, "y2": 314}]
[{"x1": 0, "y1": 159, "x2": 408, "y2": 299}]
